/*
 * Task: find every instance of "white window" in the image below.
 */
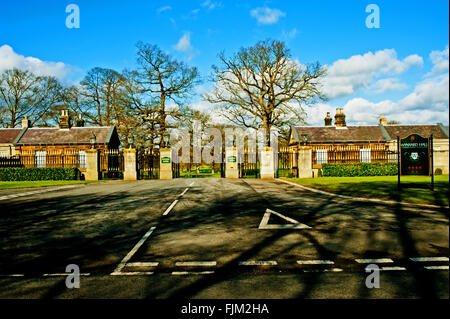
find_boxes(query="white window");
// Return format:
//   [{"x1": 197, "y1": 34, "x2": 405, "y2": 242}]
[
  {"x1": 35, "y1": 150, "x2": 46, "y2": 168},
  {"x1": 360, "y1": 148, "x2": 371, "y2": 163},
  {"x1": 0, "y1": 151, "x2": 7, "y2": 158},
  {"x1": 316, "y1": 149, "x2": 328, "y2": 164},
  {"x1": 78, "y1": 150, "x2": 86, "y2": 168}
]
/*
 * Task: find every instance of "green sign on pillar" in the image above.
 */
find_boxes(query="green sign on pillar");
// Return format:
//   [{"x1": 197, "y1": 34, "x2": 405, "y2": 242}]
[
  {"x1": 161, "y1": 156, "x2": 171, "y2": 164},
  {"x1": 227, "y1": 156, "x2": 237, "y2": 163},
  {"x1": 400, "y1": 133, "x2": 430, "y2": 176}
]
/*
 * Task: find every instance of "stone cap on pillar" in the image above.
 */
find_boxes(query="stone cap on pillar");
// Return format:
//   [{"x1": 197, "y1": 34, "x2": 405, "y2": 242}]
[{"x1": 124, "y1": 148, "x2": 137, "y2": 154}]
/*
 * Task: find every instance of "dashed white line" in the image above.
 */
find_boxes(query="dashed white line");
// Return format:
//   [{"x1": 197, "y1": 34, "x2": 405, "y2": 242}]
[
  {"x1": 180, "y1": 188, "x2": 189, "y2": 196},
  {"x1": 189, "y1": 182, "x2": 195, "y2": 187},
  {"x1": 111, "y1": 272, "x2": 154, "y2": 276},
  {"x1": 175, "y1": 261, "x2": 217, "y2": 267},
  {"x1": 238, "y1": 261, "x2": 278, "y2": 266},
  {"x1": 380, "y1": 266, "x2": 407, "y2": 271},
  {"x1": 42, "y1": 273, "x2": 90, "y2": 277},
  {"x1": 0, "y1": 274, "x2": 25, "y2": 277},
  {"x1": 126, "y1": 262, "x2": 159, "y2": 267},
  {"x1": 303, "y1": 268, "x2": 343, "y2": 273},
  {"x1": 163, "y1": 200, "x2": 179, "y2": 216},
  {"x1": 410, "y1": 257, "x2": 449, "y2": 262},
  {"x1": 171, "y1": 271, "x2": 214, "y2": 276},
  {"x1": 297, "y1": 260, "x2": 334, "y2": 265},
  {"x1": 111, "y1": 226, "x2": 156, "y2": 274},
  {"x1": 355, "y1": 258, "x2": 394, "y2": 264},
  {"x1": 424, "y1": 265, "x2": 449, "y2": 270}
]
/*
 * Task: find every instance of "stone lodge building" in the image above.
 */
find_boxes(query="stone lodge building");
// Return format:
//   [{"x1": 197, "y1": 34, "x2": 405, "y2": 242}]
[{"x1": 289, "y1": 108, "x2": 449, "y2": 175}]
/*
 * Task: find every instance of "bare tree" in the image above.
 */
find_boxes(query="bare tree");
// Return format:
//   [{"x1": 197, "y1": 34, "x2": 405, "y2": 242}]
[
  {"x1": 134, "y1": 42, "x2": 200, "y2": 147},
  {"x1": 0, "y1": 69, "x2": 62, "y2": 128},
  {"x1": 205, "y1": 39, "x2": 326, "y2": 145}
]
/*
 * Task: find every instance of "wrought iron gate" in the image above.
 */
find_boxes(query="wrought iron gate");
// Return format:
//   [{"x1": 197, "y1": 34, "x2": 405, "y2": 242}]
[{"x1": 137, "y1": 150, "x2": 160, "y2": 180}]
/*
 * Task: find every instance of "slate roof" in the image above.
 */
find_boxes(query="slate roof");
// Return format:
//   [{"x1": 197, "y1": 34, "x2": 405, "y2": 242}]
[
  {"x1": 382, "y1": 124, "x2": 449, "y2": 139},
  {"x1": 291, "y1": 124, "x2": 449, "y2": 144},
  {"x1": 0, "y1": 128, "x2": 23, "y2": 144},
  {"x1": 15, "y1": 127, "x2": 116, "y2": 145},
  {"x1": 292, "y1": 125, "x2": 387, "y2": 143}
]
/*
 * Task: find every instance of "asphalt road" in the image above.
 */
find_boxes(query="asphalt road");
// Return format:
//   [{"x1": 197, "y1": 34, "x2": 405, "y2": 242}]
[{"x1": 0, "y1": 178, "x2": 448, "y2": 298}]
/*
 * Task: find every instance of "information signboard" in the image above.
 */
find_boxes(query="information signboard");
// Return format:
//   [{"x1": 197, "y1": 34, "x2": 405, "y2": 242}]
[{"x1": 400, "y1": 133, "x2": 430, "y2": 176}]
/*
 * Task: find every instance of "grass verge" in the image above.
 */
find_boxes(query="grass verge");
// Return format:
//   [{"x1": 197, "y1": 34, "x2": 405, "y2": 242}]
[
  {"x1": 0, "y1": 180, "x2": 105, "y2": 190},
  {"x1": 283, "y1": 175, "x2": 449, "y2": 206}
]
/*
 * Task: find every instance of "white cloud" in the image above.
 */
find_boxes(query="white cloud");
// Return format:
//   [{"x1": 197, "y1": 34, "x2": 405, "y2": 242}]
[
  {"x1": 0, "y1": 44, "x2": 73, "y2": 81},
  {"x1": 201, "y1": 0, "x2": 221, "y2": 10},
  {"x1": 398, "y1": 73, "x2": 448, "y2": 111},
  {"x1": 250, "y1": 7, "x2": 286, "y2": 25},
  {"x1": 373, "y1": 78, "x2": 408, "y2": 93},
  {"x1": 321, "y1": 49, "x2": 423, "y2": 99},
  {"x1": 157, "y1": 5, "x2": 172, "y2": 13},
  {"x1": 429, "y1": 44, "x2": 449, "y2": 74},
  {"x1": 282, "y1": 28, "x2": 298, "y2": 40},
  {"x1": 173, "y1": 31, "x2": 196, "y2": 60}
]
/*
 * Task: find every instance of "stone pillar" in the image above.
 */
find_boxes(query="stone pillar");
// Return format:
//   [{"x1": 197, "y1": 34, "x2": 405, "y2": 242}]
[
  {"x1": 225, "y1": 147, "x2": 238, "y2": 179},
  {"x1": 260, "y1": 147, "x2": 274, "y2": 179},
  {"x1": 298, "y1": 147, "x2": 312, "y2": 178},
  {"x1": 123, "y1": 149, "x2": 137, "y2": 181},
  {"x1": 85, "y1": 149, "x2": 99, "y2": 181},
  {"x1": 159, "y1": 148, "x2": 173, "y2": 180}
]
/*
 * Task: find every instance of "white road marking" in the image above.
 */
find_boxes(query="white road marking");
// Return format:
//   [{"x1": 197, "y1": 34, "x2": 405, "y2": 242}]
[
  {"x1": 180, "y1": 188, "x2": 189, "y2": 196},
  {"x1": 297, "y1": 260, "x2": 334, "y2": 265},
  {"x1": 171, "y1": 271, "x2": 215, "y2": 276},
  {"x1": 238, "y1": 261, "x2": 278, "y2": 266},
  {"x1": 0, "y1": 274, "x2": 25, "y2": 277},
  {"x1": 303, "y1": 268, "x2": 343, "y2": 273},
  {"x1": 424, "y1": 265, "x2": 449, "y2": 270},
  {"x1": 111, "y1": 226, "x2": 156, "y2": 274},
  {"x1": 0, "y1": 185, "x2": 78, "y2": 202},
  {"x1": 258, "y1": 209, "x2": 311, "y2": 230},
  {"x1": 355, "y1": 258, "x2": 394, "y2": 264},
  {"x1": 163, "y1": 200, "x2": 179, "y2": 216},
  {"x1": 126, "y1": 262, "x2": 159, "y2": 267},
  {"x1": 111, "y1": 272, "x2": 154, "y2": 276},
  {"x1": 175, "y1": 261, "x2": 217, "y2": 267},
  {"x1": 380, "y1": 266, "x2": 406, "y2": 271},
  {"x1": 410, "y1": 257, "x2": 449, "y2": 262},
  {"x1": 43, "y1": 273, "x2": 90, "y2": 277},
  {"x1": 189, "y1": 182, "x2": 195, "y2": 187}
]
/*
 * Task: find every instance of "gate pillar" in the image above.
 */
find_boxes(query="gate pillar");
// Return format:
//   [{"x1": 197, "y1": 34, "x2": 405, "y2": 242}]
[
  {"x1": 260, "y1": 147, "x2": 275, "y2": 179},
  {"x1": 85, "y1": 149, "x2": 99, "y2": 181},
  {"x1": 160, "y1": 148, "x2": 173, "y2": 180},
  {"x1": 124, "y1": 149, "x2": 137, "y2": 181},
  {"x1": 299, "y1": 146, "x2": 313, "y2": 178},
  {"x1": 225, "y1": 147, "x2": 239, "y2": 179}
]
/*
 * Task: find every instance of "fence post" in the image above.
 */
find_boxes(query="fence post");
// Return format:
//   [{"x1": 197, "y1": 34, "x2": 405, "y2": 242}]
[
  {"x1": 225, "y1": 147, "x2": 239, "y2": 179},
  {"x1": 123, "y1": 149, "x2": 137, "y2": 181},
  {"x1": 160, "y1": 148, "x2": 173, "y2": 180},
  {"x1": 85, "y1": 149, "x2": 99, "y2": 181},
  {"x1": 260, "y1": 147, "x2": 275, "y2": 179},
  {"x1": 298, "y1": 146, "x2": 313, "y2": 178}
]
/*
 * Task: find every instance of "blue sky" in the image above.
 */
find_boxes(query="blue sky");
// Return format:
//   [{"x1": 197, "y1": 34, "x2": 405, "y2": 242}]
[{"x1": 1, "y1": 0, "x2": 449, "y2": 125}]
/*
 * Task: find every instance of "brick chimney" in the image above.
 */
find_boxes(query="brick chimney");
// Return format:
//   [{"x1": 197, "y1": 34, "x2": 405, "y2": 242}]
[
  {"x1": 334, "y1": 108, "x2": 346, "y2": 127},
  {"x1": 379, "y1": 114, "x2": 387, "y2": 125},
  {"x1": 75, "y1": 114, "x2": 85, "y2": 127},
  {"x1": 59, "y1": 109, "x2": 71, "y2": 129},
  {"x1": 21, "y1": 116, "x2": 30, "y2": 128},
  {"x1": 324, "y1": 112, "x2": 333, "y2": 126}
]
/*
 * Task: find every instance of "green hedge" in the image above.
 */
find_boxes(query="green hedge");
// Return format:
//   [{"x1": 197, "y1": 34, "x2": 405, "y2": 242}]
[
  {"x1": 0, "y1": 167, "x2": 80, "y2": 181},
  {"x1": 321, "y1": 163, "x2": 398, "y2": 177}
]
